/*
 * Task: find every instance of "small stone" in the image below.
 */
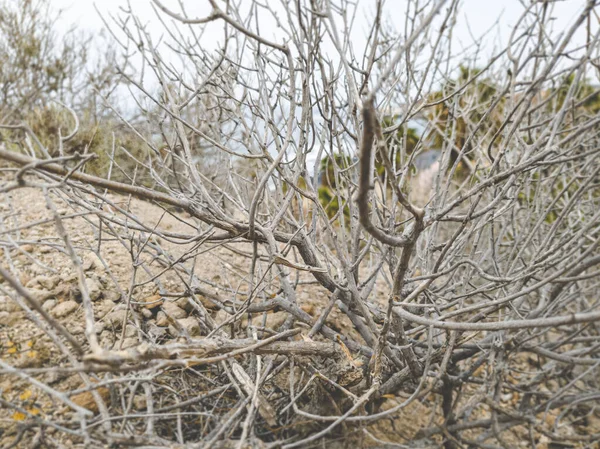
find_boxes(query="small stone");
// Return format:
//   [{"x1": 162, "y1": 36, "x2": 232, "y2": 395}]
[
  {"x1": 141, "y1": 294, "x2": 163, "y2": 310},
  {"x1": 30, "y1": 289, "x2": 55, "y2": 303},
  {"x1": 124, "y1": 324, "x2": 137, "y2": 338},
  {"x1": 100, "y1": 332, "x2": 115, "y2": 349},
  {"x1": 82, "y1": 255, "x2": 98, "y2": 271},
  {"x1": 133, "y1": 395, "x2": 147, "y2": 410},
  {"x1": 104, "y1": 290, "x2": 121, "y2": 303},
  {"x1": 0, "y1": 310, "x2": 21, "y2": 326},
  {"x1": 170, "y1": 317, "x2": 201, "y2": 337},
  {"x1": 175, "y1": 297, "x2": 193, "y2": 313},
  {"x1": 71, "y1": 387, "x2": 110, "y2": 414},
  {"x1": 214, "y1": 309, "x2": 229, "y2": 325},
  {"x1": 52, "y1": 300, "x2": 79, "y2": 318},
  {"x1": 119, "y1": 337, "x2": 138, "y2": 349},
  {"x1": 105, "y1": 309, "x2": 128, "y2": 328},
  {"x1": 141, "y1": 308, "x2": 153, "y2": 319},
  {"x1": 147, "y1": 322, "x2": 167, "y2": 339},
  {"x1": 27, "y1": 275, "x2": 59, "y2": 290},
  {"x1": 86, "y1": 277, "x2": 103, "y2": 302},
  {"x1": 43, "y1": 299, "x2": 57, "y2": 312},
  {"x1": 162, "y1": 301, "x2": 187, "y2": 319},
  {"x1": 69, "y1": 324, "x2": 85, "y2": 336},
  {"x1": 95, "y1": 299, "x2": 115, "y2": 319},
  {"x1": 21, "y1": 244, "x2": 34, "y2": 253},
  {"x1": 155, "y1": 311, "x2": 169, "y2": 327},
  {"x1": 94, "y1": 322, "x2": 105, "y2": 334}
]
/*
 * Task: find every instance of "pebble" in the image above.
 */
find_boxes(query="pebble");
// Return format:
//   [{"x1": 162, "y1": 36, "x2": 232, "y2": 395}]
[
  {"x1": 105, "y1": 309, "x2": 128, "y2": 328},
  {"x1": 124, "y1": 324, "x2": 137, "y2": 338},
  {"x1": 147, "y1": 322, "x2": 167, "y2": 339},
  {"x1": 0, "y1": 310, "x2": 20, "y2": 326},
  {"x1": 104, "y1": 290, "x2": 121, "y2": 303},
  {"x1": 95, "y1": 299, "x2": 116, "y2": 319},
  {"x1": 141, "y1": 294, "x2": 163, "y2": 310},
  {"x1": 162, "y1": 301, "x2": 187, "y2": 319},
  {"x1": 43, "y1": 299, "x2": 57, "y2": 312},
  {"x1": 175, "y1": 297, "x2": 193, "y2": 313},
  {"x1": 86, "y1": 277, "x2": 103, "y2": 302},
  {"x1": 30, "y1": 289, "x2": 55, "y2": 303},
  {"x1": 27, "y1": 275, "x2": 59, "y2": 290},
  {"x1": 156, "y1": 311, "x2": 169, "y2": 327},
  {"x1": 94, "y1": 322, "x2": 105, "y2": 334},
  {"x1": 82, "y1": 255, "x2": 98, "y2": 271},
  {"x1": 170, "y1": 317, "x2": 201, "y2": 337},
  {"x1": 52, "y1": 300, "x2": 79, "y2": 318},
  {"x1": 119, "y1": 337, "x2": 138, "y2": 349},
  {"x1": 68, "y1": 324, "x2": 85, "y2": 335}
]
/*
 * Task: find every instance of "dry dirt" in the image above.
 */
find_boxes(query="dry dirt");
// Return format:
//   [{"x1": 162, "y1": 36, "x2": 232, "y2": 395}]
[{"x1": 0, "y1": 184, "x2": 598, "y2": 448}]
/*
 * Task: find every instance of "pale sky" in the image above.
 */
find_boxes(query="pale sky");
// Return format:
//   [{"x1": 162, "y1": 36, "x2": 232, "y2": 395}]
[
  {"x1": 51, "y1": 0, "x2": 588, "y2": 57},
  {"x1": 45, "y1": 0, "x2": 596, "y2": 168}
]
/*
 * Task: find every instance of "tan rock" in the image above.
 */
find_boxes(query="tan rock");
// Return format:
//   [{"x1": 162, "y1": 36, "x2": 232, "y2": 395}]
[
  {"x1": 30, "y1": 288, "x2": 55, "y2": 303},
  {"x1": 42, "y1": 299, "x2": 57, "y2": 312},
  {"x1": 170, "y1": 317, "x2": 201, "y2": 337},
  {"x1": 52, "y1": 300, "x2": 79, "y2": 318},
  {"x1": 18, "y1": 273, "x2": 31, "y2": 286},
  {"x1": 104, "y1": 309, "x2": 127, "y2": 329},
  {"x1": 118, "y1": 337, "x2": 138, "y2": 349},
  {"x1": 82, "y1": 254, "x2": 99, "y2": 271},
  {"x1": 68, "y1": 324, "x2": 85, "y2": 336},
  {"x1": 95, "y1": 299, "x2": 115, "y2": 319},
  {"x1": 162, "y1": 301, "x2": 187, "y2": 319},
  {"x1": 71, "y1": 387, "x2": 111, "y2": 414},
  {"x1": 156, "y1": 311, "x2": 169, "y2": 327},
  {"x1": 124, "y1": 324, "x2": 137, "y2": 338},
  {"x1": 175, "y1": 296, "x2": 193, "y2": 312},
  {"x1": 105, "y1": 308, "x2": 128, "y2": 328},
  {"x1": 0, "y1": 310, "x2": 21, "y2": 326},
  {"x1": 86, "y1": 277, "x2": 103, "y2": 302},
  {"x1": 104, "y1": 290, "x2": 121, "y2": 302},
  {"x1": 27, "y1": 275, "x2": 59, "y2": 290},
  {"x1": 94, "y1": 322, "x2": 104, "y2": 334},
  {"x1": 141, "y1": 294, "x2": 163, "y2": 310}
]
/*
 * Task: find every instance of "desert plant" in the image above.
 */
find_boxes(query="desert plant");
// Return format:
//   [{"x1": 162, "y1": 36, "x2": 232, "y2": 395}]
[{"x1": 0, "y1": 1, "x2": 599, "y2": 448}]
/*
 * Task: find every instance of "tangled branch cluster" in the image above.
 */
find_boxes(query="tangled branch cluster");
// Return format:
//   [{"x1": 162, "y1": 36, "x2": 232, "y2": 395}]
[{"x1": 0, "y1": 0, "x2": 599, "y2": 447}]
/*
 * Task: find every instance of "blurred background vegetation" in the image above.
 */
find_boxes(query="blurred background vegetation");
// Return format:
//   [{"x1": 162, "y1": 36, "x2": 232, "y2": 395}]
[
  {"x1": 2, "y1": 0, "x2": 599, "y2": 214},
  {"x1": 0, "y1": 0, "x2": 149, "y2": 184}
]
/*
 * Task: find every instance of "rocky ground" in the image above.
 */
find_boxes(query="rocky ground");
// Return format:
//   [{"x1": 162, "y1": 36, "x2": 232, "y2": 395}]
[
  {"x1": 1, "y1": 183, "x2": 598, "y2": 448},
  {"x1": 0, "y1": 184, "x2": 426, "y2": 448}
]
